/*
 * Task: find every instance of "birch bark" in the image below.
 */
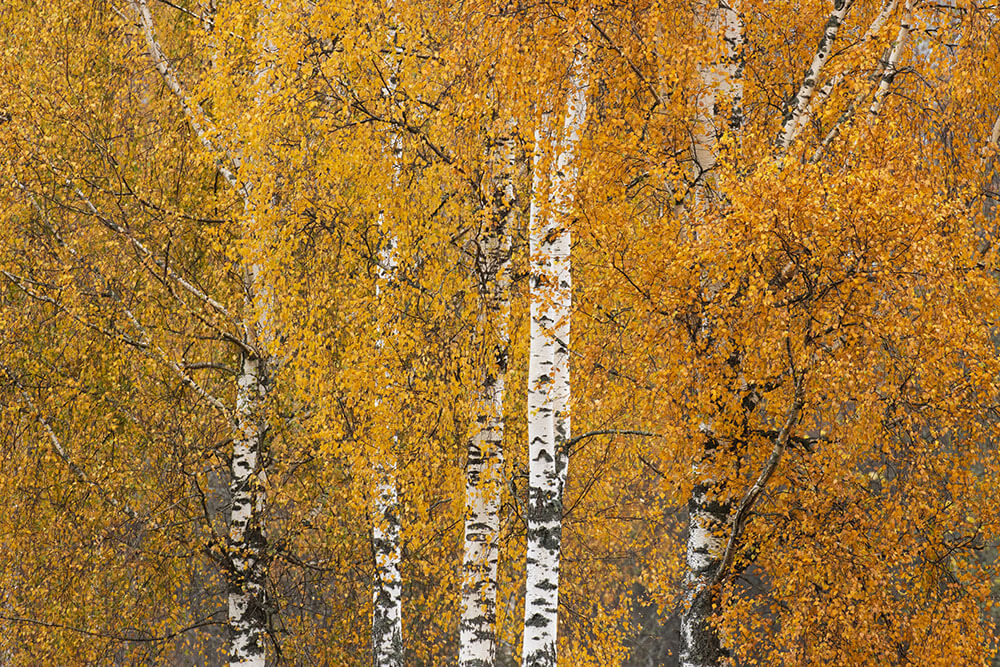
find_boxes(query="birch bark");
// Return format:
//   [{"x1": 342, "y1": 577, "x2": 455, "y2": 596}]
[
  {"x1": 372, "y1": 7, "x2": 404, "y2": 665},
  {"x1": 371, "y1": 454, "x2": 403, "y2": 667},
  {"x1": 229, "y1": 6, "x2": 280, "y2": 663},
  {"x1": 127, "y1": 3, "x2": 276, "y2": 664},
  {"x1": 682, "y1": 1, "x2": 868, "y2": 661},
  {"x1": 522, "y1": 46, "x2": 589, "y2": 667},
  {"x1": 778, "y1": 0, "x2": 855, "y2": 151},
  {"x1": 681, "y1": 3, "x2": 743, "y2": 666},
  {"x1": 228, "y1": 350, "x2": 271, "y2": 667},
  {"x1": 869, "y1": 0, "x2": 915, "y2": 117},
  {"x1": 459, "y1": 135, "x2": 515, "y2": 667}
]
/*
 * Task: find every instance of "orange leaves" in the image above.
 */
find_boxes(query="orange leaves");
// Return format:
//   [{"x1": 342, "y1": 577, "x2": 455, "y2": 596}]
[{"x1": 2, "y1": 0, "x2": 1000, "y2": 664}]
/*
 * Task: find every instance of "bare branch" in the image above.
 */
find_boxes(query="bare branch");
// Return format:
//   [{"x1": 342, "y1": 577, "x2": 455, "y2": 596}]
[
  {"x1": 563, "y1": 428, "x2": 659, "y2": 453},
  {"x1": 0, "y1": 612, "x2": 223, "y2": 643}
]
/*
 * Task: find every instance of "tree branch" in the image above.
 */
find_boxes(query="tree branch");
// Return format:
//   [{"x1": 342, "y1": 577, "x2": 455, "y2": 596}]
[
  {"x1": 1, "y1": 363, "x2": 145, "y2": 524},
  {"x1": 127, "y1": 0, "x2": 243, "y2": 194},
  {"x1": 795, "y1": 0, "x2": 899, "y2": 145},
  {"x1": 868, "y1": 0, "x2": 915, "y2": 117},
  {"x1": 563, "y1": 429, "x2": 659, "y2": 453},
  {"x1": 709, "y1": 337, "x2": 806, "y2": 590},
  {"x1": 811, "y1": 0, "x2": 915, "y2": 162},
  {"x1": 778, "y1": 0, "x2": 856, "y2": 150},
  {"x1": 0, "y1": 612, "x2": 223, "y2": 643}
]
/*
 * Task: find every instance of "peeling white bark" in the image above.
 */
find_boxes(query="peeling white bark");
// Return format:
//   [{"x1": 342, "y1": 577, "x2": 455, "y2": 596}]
[
  {"x1": 522, "y1": 46, "x2": 589, "y2": 667},
  {"x1": 371, "y1": 210, "x2": 404, "y2": 667},
  {"x1": 691, "y1": 1, "x2": 744, "y2": 182},
  {"x1": 680, "y1": 451, "x2": 730, "y2": 667},
  {"x1": 796, "y1": 0, "x2": 899, "y2": 144},
  {"x1": 226, "y1": 9, "x2": 282, "y2": 664},
  {"x1": 811, "y1": 0, "x2": 914, "y2": 161}
]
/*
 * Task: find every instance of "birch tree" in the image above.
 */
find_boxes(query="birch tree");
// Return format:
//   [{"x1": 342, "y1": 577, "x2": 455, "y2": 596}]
[
  {"x1": 459, "y1": 133, "x2": 515, "y2": 667},
  {"x1": 371, "y1": 5, "x2": 404, "y2": 664},
  {"x1": 3, "y1": 1, "x2": 1000, "y2": 665},
  {"x1": 128, "y1": 2, "x2": 281, "y2": 663},
  {"x1": 671, "y1": 1, "x2": 1000, "y2": 663},
  {"x1": 523, "y1": 35, "x2": 591, "y2": 667}
]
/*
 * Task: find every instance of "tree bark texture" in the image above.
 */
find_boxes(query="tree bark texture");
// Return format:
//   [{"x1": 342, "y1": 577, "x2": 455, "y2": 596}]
[
  {"x1": 522, "y1": 47, "x2": 589, "y2": 667},
  {"x1": 681, "y1": 3, "x2": 743, "y2": 666},
  {"x1": 459, "y1": 135, "x2": 515, "y2": 667},
  {"x1": 372, "y1": 8, "x2": 404, "y2": 663}
]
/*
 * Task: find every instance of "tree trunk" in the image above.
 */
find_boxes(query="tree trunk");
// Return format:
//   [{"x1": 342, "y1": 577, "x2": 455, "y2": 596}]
[
  {"x1": 680, "y1": 443, "x2": 730, "y2": 667},
  {"x1": 372, "y1": 458, "x2": 404, "y2": 667},
  {"x1": 372, "y1": 8, "x2": 404, "y2": 663},
  {"x1": 522, "y1": 47, "x2": 589, "y2": 667},
  {"x1": 459, "y1": 135, "x2": 514, "y2": 667},
  {"x1": 127, "y1": 2, "x2": 279, "y2": 664},
  {"x1": 681, "y1": 3, "x2": 743, "y2": 665},
  {"x1": 228, "y1": 352, "x2": 271, "y2": 667}
]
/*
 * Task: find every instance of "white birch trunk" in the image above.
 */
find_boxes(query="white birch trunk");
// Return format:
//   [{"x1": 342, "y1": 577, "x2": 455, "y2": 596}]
[
  {"x1": 681, "y1": 3, "x2": 743, "y2": 666},
  {"x1": 778, "y1": 0, "x2": 855, "y2": 151},
  {"x1": 226, "y1": 7, "x2": 284, "y2": 661},
  {"x1": 372, "y1": 456, "x2": 403, "y2": 667},
  {"x1": 371, "y1": 230, "x2": 403, "y2": 667},
  {"x1": 370, "y1": 223, "x2": 404, "y2": 663},
  {"x1": 127, "y1": 3, "x2": 274, "y2": 664},
  {"x1": 812, "y1": 0, "x2": 914, "y2": 161},
  {"x1": 681, "y1": 436, "x2": 731, "y2": 667},
  {"x1": 795, "y1": 0, "x2": 898, "y2": 148},
  {"x1": 459, "y1": 136, "x2": 515, "y2": 667},
  {"x1": 869, "y1": 0, "x2": 915, "y2": 118},
  {"x1": 522, "y1": 48, "x2": 589, "y2": 667},
  {"x1": 372, "y1": 8, "x2": 404, "y2": 664},
  {"x1": 228, "y1": 351, "x2": 270, "y2": 667}
]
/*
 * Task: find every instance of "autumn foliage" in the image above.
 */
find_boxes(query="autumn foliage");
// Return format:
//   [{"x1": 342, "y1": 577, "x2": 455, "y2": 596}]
[{"x1": 2, "y1": 0, "x2": 1000, "y2": 665}]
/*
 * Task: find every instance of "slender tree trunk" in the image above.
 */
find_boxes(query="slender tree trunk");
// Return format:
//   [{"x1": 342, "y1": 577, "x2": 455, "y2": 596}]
[
  {"x1": 370, "y1": 231, "x2": 404, "y2": 667},
  {"x1": 680, "y1": 439, "x2": 730, "y2": 667},
  {"x1": 229, "y1": 351, "x2": 271, "y2": 667},
  {"x1": 226, "y1": 7, "x2": 282, "y2": 662},
  {"x1": 127, "y1": 2, "x2": 276, "y2": 664},
  {"x1": 372, "y1": 458, "x2": 403, "y2": 667},
  {"x1": 680, "y1": 3, "x2": 743, "y2": 666},
  {"x1": 522, "y1": 47, "x2": 589, "y2": 667},
  {"x1": 372, "y1": 8, "x2": 404, "y2": 663},
  {"x1": 459, "y1": 136, "x2": 515, "y2": 667},
  {"x1": 371, "y1": 239, "x2": 403, "y2": 667}
]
